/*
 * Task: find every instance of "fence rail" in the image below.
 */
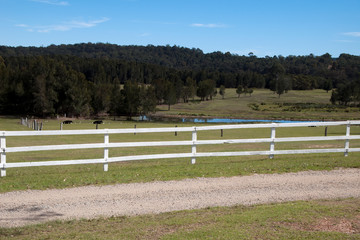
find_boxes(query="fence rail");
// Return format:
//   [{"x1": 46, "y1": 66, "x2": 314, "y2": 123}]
[{"x1": 1, "y1": 121, "x2": 360, "y2": 177}]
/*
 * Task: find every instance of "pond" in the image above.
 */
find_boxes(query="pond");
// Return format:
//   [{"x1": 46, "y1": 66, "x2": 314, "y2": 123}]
[{"x1": 140, "y1": 116, "x2": 314, "y2": 123}]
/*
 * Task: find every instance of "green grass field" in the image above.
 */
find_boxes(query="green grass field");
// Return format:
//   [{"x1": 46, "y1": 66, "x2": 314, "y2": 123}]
[
  {"x1": 1, "y1": 106, "x2": 360, "y2": 239},
  {"x1": 155, "y1": 88, "x2": 360, "y2": 121}
]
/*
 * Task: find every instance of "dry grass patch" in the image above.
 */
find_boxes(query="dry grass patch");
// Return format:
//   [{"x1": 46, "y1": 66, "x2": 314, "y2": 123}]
[{"x1": 278, "y1": 216, "x2": 360, "y2": 234}]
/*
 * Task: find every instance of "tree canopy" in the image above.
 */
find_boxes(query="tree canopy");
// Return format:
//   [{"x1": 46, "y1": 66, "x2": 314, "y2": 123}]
[{"x1": 0, "y1": 43, "x2": 359, "y2": 117}]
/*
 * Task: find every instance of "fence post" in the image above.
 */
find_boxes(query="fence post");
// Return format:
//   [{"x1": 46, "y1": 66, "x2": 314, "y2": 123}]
[
  {"x1": 191, "y1": 127, "x2": 197, "y2": 164},
  {"x1": 104, "y1": 131, "x2": 109, "y2": 171},
  {"x1": 1, "y1": 136, "x2": 6, "y2": 177},
  {"x1": 344, "y1": 122, "x2": 350, "y2": 157},
  {"x1": 269, "y1": 125, "x2": 276, "y2": 159}
]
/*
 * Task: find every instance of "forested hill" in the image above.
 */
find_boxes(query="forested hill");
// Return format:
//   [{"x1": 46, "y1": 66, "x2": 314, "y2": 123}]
[
  {"x1": 0, "y1": 43, "x2": 359, "y2": 118},
  {"x1": 1, "y1": 43, "x2": 360, "y2": 74},
  {"x1": 0, "y1": 44, "x2": 206, "y2": 70},
  {"x1": 0, "y1": 43, "x2": 253, "y2": 71}
]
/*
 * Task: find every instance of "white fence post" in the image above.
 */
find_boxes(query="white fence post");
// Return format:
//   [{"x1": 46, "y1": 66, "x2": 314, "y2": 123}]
[
  {"x1": 1, "y1": 136, "x2": 6, "y2": 177},
  {"x1": 104, "y1": 131, "x2": 109, "y2": 171},
  {"x1": 344, "y1": 122, "x2": 350, "y2": 157},
  {"x1": 269, "y1": 125, "x2": 276, "y2": 159},
  {"x1": 191, "y1": 127, "x2": 197, "y2": 164}
]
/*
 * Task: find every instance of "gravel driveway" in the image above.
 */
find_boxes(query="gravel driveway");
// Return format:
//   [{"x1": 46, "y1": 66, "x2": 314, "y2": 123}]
[{"x1": 1, "y1": 168, "x2": 359, "y2": 228}]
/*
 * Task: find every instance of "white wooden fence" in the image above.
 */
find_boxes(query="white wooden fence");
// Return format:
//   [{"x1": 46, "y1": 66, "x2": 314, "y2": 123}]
[{"x1": 1, "y1": 121, "x2": 360, "y2": 177}]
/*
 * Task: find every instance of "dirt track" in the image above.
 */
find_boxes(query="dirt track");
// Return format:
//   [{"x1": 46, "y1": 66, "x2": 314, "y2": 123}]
[{"x1": 1, "y1": 168, "x2": 359, "y2": 228}]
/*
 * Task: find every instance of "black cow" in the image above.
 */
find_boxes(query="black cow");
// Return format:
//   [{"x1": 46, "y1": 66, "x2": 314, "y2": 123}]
[
  {"x1": 62, "y1": 120, "x2": 73, "y2": 124},
  {"x1": 93, "y1": 120, "x2": 103, "y2": 124}
]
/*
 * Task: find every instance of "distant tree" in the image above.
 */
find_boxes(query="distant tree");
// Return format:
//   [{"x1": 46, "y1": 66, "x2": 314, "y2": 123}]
[
  {"x1": 247, "y1": 88, "x2": 254, "y2": 96},
  {"x1": 173, "y1": 74, "x2": 184, "y2": 102},
  {"x1": 330, "y1": 83, "x2": 352, "y2": 105},
  {"x1": 196, "y1": 81, "x2": 208, "y2": 101},
  {"x1": 63, "y1": 71, "x2": 91, "y2": 117},
  {"x1": 352, "y1": 79, "x2": 360, "y2": 104},
  {"x1": 219, "y1": 85, "x2": 225, "y2": 99},
  {"x1": 91, "y1": 83, "x2": 112, "y2": 115},
  {"x1": 0, "y1": 56, "x2": 6, "y2": 88},
  {"x1": 109, "y1": 78, "x2": 124, "y2": 116},
  {"x1": 164, "y1": 81, "x2": 177, "y2": 110},
  {"x1": 292, "y1": 75, "x2": 313, "y2": 90},
  {"x1": 276, "y1": 76, "x2": 286, "y2": 98},
  {"x1": 153, "y1": 78, "x2": 168, "y2": 104},
  {"x1": 236, "y1": 85, "x2": 243, "y2": 98},
  {"x1": 139, "y1": 84, "x2": 157, "y2": 117},
  {"x1": 330, "y1": 89, "x2": 337, "y2": 105},
  {"x1": 123, "y1": 81, "x2": 140, "y2": 119},
  {"x1": 197, "y1": 79, "x2": 216, "y2": 101},
  {"x1": 252, "y1": 73, "x2": 265, "y2": 88},
  {"x1": 212, "y1": 87, "x2": 218, "y2": 100},
  {"x1": 33, "y1": 74, "x2": 53, "y2": 117},
  {"x1": 269, "y1": 79, "x2": 277, "y2": 94},
  {"x1": 182, "y1": 77, "x2": 196, "y2": 102},
  {"x1": 269, "y1": 62, "x2": 286, "y2": 94},
  {"x1": 284, "y1": 76, "x2": 292, "y2": 93},
  {"x1": 323, "y1": 79, "x2": 333, "y2": 93},
  {"x1": 207, "y1": 79, "x2": 217, "y2": 100},
  {"x1": 243, "y1": 86, "x2": 248, "y2": 96}
]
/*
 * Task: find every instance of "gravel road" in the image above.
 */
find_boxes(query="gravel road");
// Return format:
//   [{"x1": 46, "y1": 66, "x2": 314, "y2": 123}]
[{"x1": 1, "y1": 168, "x2": 359, "y2": 228}]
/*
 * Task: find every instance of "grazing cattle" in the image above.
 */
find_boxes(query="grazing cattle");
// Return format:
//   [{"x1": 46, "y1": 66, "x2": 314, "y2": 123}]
[
  {"x1": 93, "y1": 120, "x2": 103, "y2": 124},
  {"x1": 62, "y1": 120, "x2": 73, "y2": 124}
]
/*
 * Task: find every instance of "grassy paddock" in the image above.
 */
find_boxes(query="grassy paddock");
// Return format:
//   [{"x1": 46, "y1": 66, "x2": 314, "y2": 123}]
[
  {"x1": 1, "y1": 198, "x2": 359, "y2": 239},
  {"x1": 155, "y1": 89, "x2": 360, "y2": 120},
  {"x1": 1, "y1": 116, "x2": 360, "y2": 192}
]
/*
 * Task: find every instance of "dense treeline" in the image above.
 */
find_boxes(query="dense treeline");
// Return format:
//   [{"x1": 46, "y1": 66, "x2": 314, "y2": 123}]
[{"x1": 0, "y1": 43, "x2": 359, "y2": 117}]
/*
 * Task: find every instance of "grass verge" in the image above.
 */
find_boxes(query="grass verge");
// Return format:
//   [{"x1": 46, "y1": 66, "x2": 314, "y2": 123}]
[
  {"x1": 1, "y1": 198, "x2": 359, "y2": 239},
  {"x1": 1, "y1": 153, "x2": 360, "y2": 193}
]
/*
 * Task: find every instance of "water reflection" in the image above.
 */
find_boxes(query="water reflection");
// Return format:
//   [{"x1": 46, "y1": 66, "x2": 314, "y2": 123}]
[{"x1": 141, "y1": 116, "x2": 312, "y2": 123}]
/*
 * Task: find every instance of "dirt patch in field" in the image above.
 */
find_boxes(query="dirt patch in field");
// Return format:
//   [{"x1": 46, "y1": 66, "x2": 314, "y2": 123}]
[
  {"x1": 278, "y1": 215, "x2": 360, "y2": 234},
  {"x1": 313, "y1": 217, "x2": 359, "y2": 234}
]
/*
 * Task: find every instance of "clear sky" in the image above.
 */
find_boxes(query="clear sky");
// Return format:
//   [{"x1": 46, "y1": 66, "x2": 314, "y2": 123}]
[{"x1": 1, "y1": 0, "x2": 359, "y2": 57}]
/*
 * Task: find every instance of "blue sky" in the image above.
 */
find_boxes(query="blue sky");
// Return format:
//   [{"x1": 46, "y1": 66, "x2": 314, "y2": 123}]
[{"x1": 1, "y1": 0, "x2": 359, "y2": 57}]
